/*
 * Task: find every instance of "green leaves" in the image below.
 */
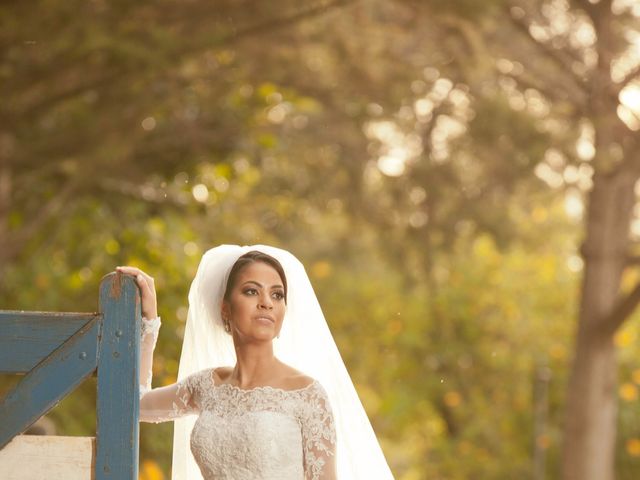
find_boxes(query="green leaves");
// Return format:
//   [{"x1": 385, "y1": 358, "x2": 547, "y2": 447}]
[{"x1": 3, "y1": 0, "x2": 640, "y2": 477}]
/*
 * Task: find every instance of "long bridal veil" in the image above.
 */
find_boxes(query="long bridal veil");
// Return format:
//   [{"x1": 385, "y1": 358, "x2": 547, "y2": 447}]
[{"x1": 172, "y1": 244, "x2": 394, "y2": 479}]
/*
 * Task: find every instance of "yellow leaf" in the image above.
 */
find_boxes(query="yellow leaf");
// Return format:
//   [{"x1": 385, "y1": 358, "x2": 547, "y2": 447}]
[
  {"x1": 388, "y1": 319, "x2": 403, "y2": 336},
  {"x1": 536, "y1": 434, "x2": 550, "y2": 450},
  {"x1": 140, "y1": 460, "x2": 164, "y2": 480},
  {"x1": 458, "y1": 440, "x2": 473, "y2": 454},
  {"x1": 444, "y1": 391, "x2": 462, "y2": 408},
  {"x1": 312, "y1": 261, "x2": 332, "y2": 279},
  {"x1": 619, "y1": 382, "x2": 638, "y2": 402},
  {"x1": 257, "y1": 82, "x2": 278, "y2": 98},
  {"x1": 627, "y1": 438, "x2": 640, "y2": 457},
  {"x1": 162, "y1": 376, "x2": 176, "y2": 387},
  {"x1": 549, "y1": 343, "x2": 566, "y2": 360},
  {"x1": 35, "y1": 274, "x2": 50, "y2": 290},
  {"x1": 614, "y1": 329, "x2": 635, "y2": 348},
  {"x1": 532, "y1": 207, "x2": 548, "y2": 223}
]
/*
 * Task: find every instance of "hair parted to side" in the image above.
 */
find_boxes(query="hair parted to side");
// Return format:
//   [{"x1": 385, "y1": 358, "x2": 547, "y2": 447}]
[{"x1": 223, "y1": 250, "x2": 288, "y2": 303}]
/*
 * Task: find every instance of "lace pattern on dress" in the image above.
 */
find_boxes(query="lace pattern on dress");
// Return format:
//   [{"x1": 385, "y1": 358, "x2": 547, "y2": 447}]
[
  {"x1": 140, "y1": 368, "x2": 337, "y2": 479},
  {"x1": 297, "y1": 385, "x2": 337, "y2": 479},
  {"x1": 139, "y1": 369, "x2": 210, "y2": 423},
  {"x1": 198, "y1": 373, "x2": 337, "y2": 479}
]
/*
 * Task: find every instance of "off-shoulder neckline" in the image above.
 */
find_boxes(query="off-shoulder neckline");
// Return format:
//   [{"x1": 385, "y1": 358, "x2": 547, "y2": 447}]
[{"x1": 206, "y1": 367, "x2": 318, "y2": 394}]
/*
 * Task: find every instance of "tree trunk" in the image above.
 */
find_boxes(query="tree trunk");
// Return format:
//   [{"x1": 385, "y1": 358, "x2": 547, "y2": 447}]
[
  {"x1": 0, "y1": 133, "x2": 12, "y2": 273},
  {"x1": 562, "y1": 170, "x2": 636, "y2": 480}
]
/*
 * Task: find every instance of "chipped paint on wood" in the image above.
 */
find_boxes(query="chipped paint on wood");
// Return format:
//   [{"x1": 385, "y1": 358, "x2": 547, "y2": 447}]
[
  {"x1": 96, "y1": 274, "x2": 140, "y2": 480},
  {"x1": 107, "y1": 272, "x2": 122, "y2": 299},
  {"x1": 0, "y1": 271, "x2": 142, "y2": 480}
]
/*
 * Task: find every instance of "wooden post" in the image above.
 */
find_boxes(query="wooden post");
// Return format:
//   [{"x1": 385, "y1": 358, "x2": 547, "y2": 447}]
[
  {"x1": 0, "y1": 272, "x2": 142, "y2": 479},
  {"x1": 95, "y1": 272, "x2": 141, "y2": 480}
]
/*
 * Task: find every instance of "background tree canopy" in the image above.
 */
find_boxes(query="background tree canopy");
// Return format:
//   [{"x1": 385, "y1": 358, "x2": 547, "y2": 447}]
[{"x1": 2, "y1": 0, "x2": 640, "y2": 479}]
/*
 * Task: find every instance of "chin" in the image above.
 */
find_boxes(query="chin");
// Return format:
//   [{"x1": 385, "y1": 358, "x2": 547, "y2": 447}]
[{"x1": 252, "y1": 331, "x2": 276, "y2": 342}]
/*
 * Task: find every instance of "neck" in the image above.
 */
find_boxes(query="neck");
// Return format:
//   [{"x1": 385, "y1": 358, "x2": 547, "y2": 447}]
[{"x1": 232, "y1": 341, "x2": 277, "y2": 388}]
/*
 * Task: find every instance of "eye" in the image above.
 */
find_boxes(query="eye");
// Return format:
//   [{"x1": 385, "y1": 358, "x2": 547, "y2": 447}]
[
  {"x1": 272, "y1": 291, "x2": 285, "y2": 301},
  {"x1": 243, "y1": 288, "x2": 258, "y2": 296}
]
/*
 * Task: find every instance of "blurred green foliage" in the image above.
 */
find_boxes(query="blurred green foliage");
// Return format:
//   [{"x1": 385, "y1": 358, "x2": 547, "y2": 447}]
[{"x1": 2, "y1": 0, "x2": 640, "y2": 479}]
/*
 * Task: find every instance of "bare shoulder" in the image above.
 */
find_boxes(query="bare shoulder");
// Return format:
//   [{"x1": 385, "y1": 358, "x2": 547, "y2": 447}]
[{"x1": 278, "y1": 362, "x2": 316, "y2": 390}]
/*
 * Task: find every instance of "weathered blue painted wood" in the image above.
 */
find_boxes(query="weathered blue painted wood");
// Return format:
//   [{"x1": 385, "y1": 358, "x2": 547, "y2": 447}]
[
  {"x1": 95, "y1": 273, "x2": 140, "y2": 480},
  {"x1": 0, "y1": 272, "x2": 142, "y2": 479},
  {"x1": 0, "y1": 316, "x2": 100, "y2": 449},
  {"x1": 0, "y1": 312, "x2": 96, "y2": 373}
]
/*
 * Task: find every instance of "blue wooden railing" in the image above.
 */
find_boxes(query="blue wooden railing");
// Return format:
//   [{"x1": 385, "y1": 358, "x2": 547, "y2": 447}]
[{"x1": 0, "y1": 272, "x2": 141, "y2": 479}]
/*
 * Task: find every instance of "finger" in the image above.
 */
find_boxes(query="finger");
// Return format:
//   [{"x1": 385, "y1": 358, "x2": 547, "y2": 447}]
[
  {"x1": 139, "y1": 272, "x2": 154, "y2": 286},
  {"x1": 135, "y1": 273, "x2": 149, "y2": 290},
  {"x1": 116, "y1": 266, "x2": 153, "y2": 283},
  {"x1": 116, "y1": 266, "x2": 141, "y2": 275},
  {"x1": 115, "y1": 267, "x2": 155, "y2": 295},
  {"x1": 136, "y1": 275, "x2": 157, "y2": 299}
]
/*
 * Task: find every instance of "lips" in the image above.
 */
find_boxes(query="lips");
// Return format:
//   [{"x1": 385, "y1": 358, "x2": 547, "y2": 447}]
[{"x1": 254, "y1": 314, "x2": 275, "y2": 323}]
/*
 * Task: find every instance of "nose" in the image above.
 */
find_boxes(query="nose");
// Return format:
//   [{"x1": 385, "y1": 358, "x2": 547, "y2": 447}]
[{"x1": 258, "y1": 292, "x2": 273, "y2": 309}]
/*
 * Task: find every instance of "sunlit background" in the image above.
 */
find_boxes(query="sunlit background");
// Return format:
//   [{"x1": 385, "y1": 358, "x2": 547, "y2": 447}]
[{"x1": 2, "y1": 0, "x2": 640, "y2": 479}]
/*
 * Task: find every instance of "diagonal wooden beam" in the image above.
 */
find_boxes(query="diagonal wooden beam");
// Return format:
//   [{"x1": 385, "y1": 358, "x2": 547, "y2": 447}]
[
  {"x1": 0, "y1": 312, "x2": 97, "y2": 373},
  {"x1": 0, "y1": 316, "x2": 100, "y2": 449}
]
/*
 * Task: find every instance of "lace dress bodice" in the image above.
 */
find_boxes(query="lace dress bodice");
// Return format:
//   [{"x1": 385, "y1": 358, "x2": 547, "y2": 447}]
[{"x1": 139, "y1": 367, "x2": 337, "y2": 480}]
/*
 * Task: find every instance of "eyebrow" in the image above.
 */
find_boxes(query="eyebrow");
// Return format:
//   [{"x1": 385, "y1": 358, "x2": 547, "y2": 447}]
[{"x1": 241, "y1": 280, "x2": 284, "y2": 289}]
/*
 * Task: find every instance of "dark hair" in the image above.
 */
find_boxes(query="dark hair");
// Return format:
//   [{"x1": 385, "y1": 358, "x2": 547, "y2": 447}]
[{"x1": 223, "y1": 251, "x2": 288, "y2": 303}]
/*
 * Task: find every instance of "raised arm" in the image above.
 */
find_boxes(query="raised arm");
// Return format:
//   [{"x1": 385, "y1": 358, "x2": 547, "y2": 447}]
[
  {"x1": 115, "y1": 266, "x2": 158, "y2": 396},
  {"x1": 115, "y1": 266, "x2": 199, "y2": 423}
]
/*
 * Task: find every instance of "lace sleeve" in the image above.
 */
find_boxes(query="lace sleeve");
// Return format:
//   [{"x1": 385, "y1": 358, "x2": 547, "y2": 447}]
[
  {"x1": 139, "y1": 370, "x2": 207, "y2": 423},
  {"x1": 300, "y1": 381, "x2": 337, "y2": 480},
  {"x1": 139, "y1": 315, "x2": 162, "y2": 397}
]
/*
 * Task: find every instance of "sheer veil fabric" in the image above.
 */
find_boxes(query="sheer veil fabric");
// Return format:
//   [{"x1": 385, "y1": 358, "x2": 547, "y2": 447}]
[{"x1": 172, "y1": 244, "x2": 394, "y2": 479}]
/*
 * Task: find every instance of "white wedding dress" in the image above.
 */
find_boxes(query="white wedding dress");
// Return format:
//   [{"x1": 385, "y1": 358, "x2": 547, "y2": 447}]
[
  {"x1": 137, "y1": 245, "x2": 394, "y2": 480},
  {"x1": 140, "y1": 354, "x2": 336, "y2": 480}
]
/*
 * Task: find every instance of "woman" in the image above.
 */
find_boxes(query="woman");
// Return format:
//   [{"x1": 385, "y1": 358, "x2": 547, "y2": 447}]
[{"x1": 117, "y1": 244, "x2": 393, "y2": 480}]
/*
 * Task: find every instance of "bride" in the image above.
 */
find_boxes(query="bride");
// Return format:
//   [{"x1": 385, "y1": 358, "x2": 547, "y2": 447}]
[{"x1": 117, "y1": 244, "x2": 393, "y2": 479}]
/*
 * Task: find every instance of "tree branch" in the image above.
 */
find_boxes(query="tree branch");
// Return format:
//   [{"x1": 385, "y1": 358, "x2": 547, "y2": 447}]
[
  {"x1": 503, "y1": 70, "x2": 585, "y2": 112},
  {"x1": 224, "y1": 0, "x2": 354, "y2": 43},
  {"x1": 0, "y1": 153, "x2": 12, "y2": 255},
  {"x1": 436, "y1": 13, "x2": 490, "y2": 65},
  {"x1": 96, "y1": 178, "x2": 194, "y2": 208},
  {"x1": 16, "y1": 181, "x2": 80, "y2": 243},
  {"x1": 617, "y1": 63, "x2": 640, "y2": 92},
  {"x1": 570, "y1": 0, "x2": 598, "y2": 19},
  {"x1": 505, "y1": 5, "x2": 588, "y2": 93},
  {"x1": 571, "y1": 0, "x2": 610, "y2": 25},
  {"x1": 612, "y1": 137, "x2": 640, "y2": 180},
  {"x1": 19, "y1": 71, "x2": 121, "y2": 123},
  {"x1": 600, "y1": 280, "x2": 640, "y2": 336},
  {"x1": 10, "y1": 0, "x2": 356, "y2": 125}
]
